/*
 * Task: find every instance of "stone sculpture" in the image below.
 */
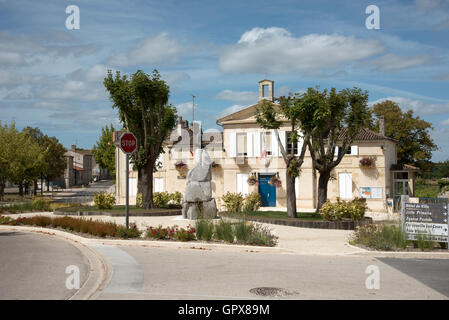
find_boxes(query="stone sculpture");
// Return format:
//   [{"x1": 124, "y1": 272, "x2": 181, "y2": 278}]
[{"x1": 182, "y1": 149, "x2": 218, "y2": 219}]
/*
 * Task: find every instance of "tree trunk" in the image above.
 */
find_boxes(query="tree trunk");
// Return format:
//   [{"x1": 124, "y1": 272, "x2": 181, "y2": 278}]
[
  {"x1": 19, "y1": 182, "x2": 24, "y2": 197},
  {"x1": 140, "y1": 163, "x2": 154, "y2": 209},
  {"x1": 33, "y1": 180, "x2": 38, "y2": 196},
  {"x1": 46, "y1": 179, "x2": 50, "y2": 192},
  {"x1": 317, "y1": 170, "x2": 331, "y2": 211},
  {"x1": 286, "y1": 171, "x2": 297, "y2": 218},
  {"x1": 0, "y1": 177, "x2": 5, "y2": 201}
]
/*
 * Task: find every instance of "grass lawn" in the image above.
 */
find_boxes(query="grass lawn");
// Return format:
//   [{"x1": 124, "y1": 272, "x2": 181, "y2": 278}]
[
  {"x1": 56, "y1": 205, "x2": 181, "y2": 215},
  {"x1": 221, "y1": 210, "x2": 323, "y2": 221}
]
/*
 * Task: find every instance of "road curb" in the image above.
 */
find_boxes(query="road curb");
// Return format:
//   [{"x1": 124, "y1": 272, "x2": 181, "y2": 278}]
[{"x1": 0, "y1": 225, "x2": 294, "y2": 255}]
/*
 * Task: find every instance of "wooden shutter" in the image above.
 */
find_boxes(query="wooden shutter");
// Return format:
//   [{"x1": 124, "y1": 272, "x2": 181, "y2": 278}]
[
  {"x1": 247, "y1": 132, "x2": 253, "y2": 157},
  {"x1": 229, "y1": 132, "x2": 236, "y2": 158},
  {"x1": 254, "y1": 132, "x2": 261, "y2": 157},
  {"x1": 271, "y1": 130, "x2": 278, "y2": 156}
]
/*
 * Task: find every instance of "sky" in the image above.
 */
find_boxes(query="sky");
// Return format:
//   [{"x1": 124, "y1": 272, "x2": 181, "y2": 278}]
[{"x1": 0, "y1": 0, "x2": 449, "y2": 161}]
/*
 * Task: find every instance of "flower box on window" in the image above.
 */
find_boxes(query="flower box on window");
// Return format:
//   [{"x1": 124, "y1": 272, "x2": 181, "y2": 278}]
[
  {"x1": 268, "y1": 175, "x2": 282, "y2": 188},
  {"x1": 247, "y1": 173, "x2": 258, "y2": 186},
  {"x1": 175, "y1": 160, "x2": 188, "y2": 170},
  {"x1": 359, "y1": 157, "x2": 376, "y2": 169}
]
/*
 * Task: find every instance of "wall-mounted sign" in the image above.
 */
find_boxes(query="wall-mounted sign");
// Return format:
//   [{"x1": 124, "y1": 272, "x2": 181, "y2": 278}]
[{"x1": 403, "y1": 202, "x2": 449, "y2": 243}]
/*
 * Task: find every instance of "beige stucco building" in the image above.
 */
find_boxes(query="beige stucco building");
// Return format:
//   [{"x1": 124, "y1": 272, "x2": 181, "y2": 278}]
[{"x1": 115, "y1": 80, "x2": 417, "y2": 215}]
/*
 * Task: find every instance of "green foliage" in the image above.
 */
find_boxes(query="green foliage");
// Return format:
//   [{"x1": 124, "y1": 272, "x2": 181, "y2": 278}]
[
  {"x1": 170, "y1": 191, "x2": 183, "y2": 205},
  {"x1": 234, "y1": 220, "x2": 253, "y2": 243},
  {"x1": 320, "y1": 198, "x2": 367, "y2": 221},
  {"x1": 153, "y1": 191, "x2": 172, "y2": 208},
  {"x1": 243, "y1": 192, "x2": 261, "y2": 212},
  {"x1": 214, "y1": 220, "x2": 234, "y2": 243},
  {"x1": 1, "y1": 215, "x2": 119, "y2": 238},
  {"x1": 352, "y1": 224, "x2": 409, "y2": 251},
  {"x1": 104, "y1": 69, "x2": 178, "y2": 209},
  {"x1": 115, "y1": 223, "x2": 142, "y2": 239},
  {"x1": 31, "y1": 197, "x2": 52, "y2": 211},
  {"x1": 222, "y1": 192, "x2": 244, "y2": 213},
  {"x1": 93, "y1": 192, "x2": 116, "y2": 209},
  {"x1": 136, "y1": 193, "x2": 143, "y2": 207},
  {"x1": 246, "y1": 223, "x2": 279, "y2": 247},
  {"x1": 415, "y1": 234, "x2": 435, "y2": 251},
  {"x1": 438, "y1": 178, "x2": 449, "y2": 190},
  {"x1": 92, "y1": 124, "x2": 116, "y2": 177},
  {"x1": 173, "y1": 225, "x2": 196, "y2": 241},
  {"x1": 195, "y1": 219, "x2": 214, "y2": 241},
  {"x1": 370, "y1": 100, "x2": 438, "y2": 169},
  {"x1": 145, "y1": 224, "x2": 195, "y2": 241}
]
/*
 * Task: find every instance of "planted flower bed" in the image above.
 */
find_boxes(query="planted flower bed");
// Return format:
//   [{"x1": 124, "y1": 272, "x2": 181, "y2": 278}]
[{"x1": 0, "y1": 215, "x2": 278, "y2": 246}]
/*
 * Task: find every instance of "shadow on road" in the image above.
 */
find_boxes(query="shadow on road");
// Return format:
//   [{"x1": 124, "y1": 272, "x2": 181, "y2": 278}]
[{"x1": 378, "y1": 258, "x2": 449, "y2": 298}]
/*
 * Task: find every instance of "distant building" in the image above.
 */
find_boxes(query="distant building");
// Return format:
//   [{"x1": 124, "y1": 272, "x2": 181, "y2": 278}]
[{"x1": 60, "y1": 145, "x2": 94, "y2": 187}]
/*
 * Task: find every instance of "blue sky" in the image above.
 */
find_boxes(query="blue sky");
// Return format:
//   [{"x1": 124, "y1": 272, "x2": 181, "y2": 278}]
[{"x1": 1, "y1": 0, "x2": 449, "y2": 161}]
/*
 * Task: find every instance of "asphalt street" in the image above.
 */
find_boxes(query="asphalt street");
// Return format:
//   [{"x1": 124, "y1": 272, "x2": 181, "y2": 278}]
[
  {"x1": 0, "y1": 231, "x2": 90, "y2": 300},
  {"x1": 1, "y1": 228, "x2": 448, "y2": 300},
  {"x1": 95, "y1": 245, "x2": 449, "y2": 300}
]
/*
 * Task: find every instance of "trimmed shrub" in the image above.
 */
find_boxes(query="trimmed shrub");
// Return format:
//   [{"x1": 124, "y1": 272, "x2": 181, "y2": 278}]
[
  {"x1": 320, "y1": 197, "x2": 367, "y2": 221},
  {"x1": 136, "y1": 193, "x2": 142, "y2": 208},
  {"x1": 222, "y1": 192, "x2": 244, "y2": 213},
  {"x1": 243, "y1": 192, "x2": 261, "y2": 212},
  {"x1": 153, "y1": 192, "x2": 171, "y2": 208},
  {"x1": 93, "y1": 192, "x2": 116, "y2": 210},
  {"x1": 169, "y1": 191, "x2": 183, "y2": 206}
]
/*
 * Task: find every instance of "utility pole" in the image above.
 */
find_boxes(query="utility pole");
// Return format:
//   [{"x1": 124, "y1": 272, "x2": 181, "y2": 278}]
[{"x1": 191, "y1": 94, "x2": 196, "y2": 122}]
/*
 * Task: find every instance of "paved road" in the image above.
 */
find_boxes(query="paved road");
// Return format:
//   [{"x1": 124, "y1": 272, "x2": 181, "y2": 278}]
[
  {"x1": 95, "y1": 245, "x2": 449, "y2": 300},
  {"x1": 0, "y1": 231, "x2": 89, "y2": 299},
  {"x1": 51, "y1": 179, "x2": 114, "y2": 204}
]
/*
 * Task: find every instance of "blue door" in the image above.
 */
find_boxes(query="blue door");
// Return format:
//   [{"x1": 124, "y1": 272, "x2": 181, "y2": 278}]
[{"x1": 258, "y1": 174, "x2": 276, "y2": 207}]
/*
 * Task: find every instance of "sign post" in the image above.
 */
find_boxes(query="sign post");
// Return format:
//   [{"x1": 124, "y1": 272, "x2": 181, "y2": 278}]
[
  {"x1": 403, "y1": 202, "x2": 449, "y2": 245},
  {"x1": 119, "y1": 132, "x2": 137, "y2": 229}
]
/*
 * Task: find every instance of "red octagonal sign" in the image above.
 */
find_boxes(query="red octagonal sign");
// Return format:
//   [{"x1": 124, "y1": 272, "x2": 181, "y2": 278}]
[{"x1": 119, "y1": 132, "x2": 137, "y2": 154}]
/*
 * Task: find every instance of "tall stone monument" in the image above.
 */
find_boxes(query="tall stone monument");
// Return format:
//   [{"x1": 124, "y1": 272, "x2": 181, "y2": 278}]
[{"x1": 182, "y1": 149, "x2": 218, "y2": 219}]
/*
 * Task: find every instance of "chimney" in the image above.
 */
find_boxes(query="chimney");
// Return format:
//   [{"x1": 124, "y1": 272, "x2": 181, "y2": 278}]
[
  {"x1": 71, "y1": 144, "x2": 76, "y2": 150},
  {"x1": 258, "y1": 79, "x2": 274, "y2": 102},
  {"x1": 379, "y1": 116, "x2": 385, "y2": 136}
]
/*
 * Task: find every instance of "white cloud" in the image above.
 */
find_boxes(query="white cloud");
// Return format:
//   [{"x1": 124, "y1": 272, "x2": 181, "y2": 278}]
[
  {"x1": 175, "y1": 102, "x2": 194, "y2": 118},
  {"x1": 219, "y1": 27, "x2": 384, "y2": 74},
  {"x1": 218, "y1": 104, "x2": 247, "y2": 118},
  {"x1": 366, "y1": 53, "x2": 433, "y2": 72},
  {"x1": 0, "y1": 31, "x2": 97, "y2": 67},
  {"x1": 215, "y1": 90, "x2": 257, "y2": 104},
  {"x1": 68, "y1": 64, "x2": 113, "y2": 83},
  {"x1": 440, "y1": 118, "x2": 449, "y2": 125},
  {"x1": 369, "y1": 96, "x2": 449, "y2": 115},
  {"x1": 107, "y1": 33, "x2": 182, "y2": 67}
]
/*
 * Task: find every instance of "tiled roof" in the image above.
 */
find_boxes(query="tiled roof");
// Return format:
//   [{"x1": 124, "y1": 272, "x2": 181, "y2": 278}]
[
  {"x1": 390, "y1": 164, "x2": 420, "y2": 171},
  {"x1": 337, "y1": 128, "x2": 397, "y2": 143}
]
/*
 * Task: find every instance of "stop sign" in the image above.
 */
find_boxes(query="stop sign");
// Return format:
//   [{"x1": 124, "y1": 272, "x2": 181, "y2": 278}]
[{"x1": 119, "y1": 132, "x2": 137, "y2": 154}]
